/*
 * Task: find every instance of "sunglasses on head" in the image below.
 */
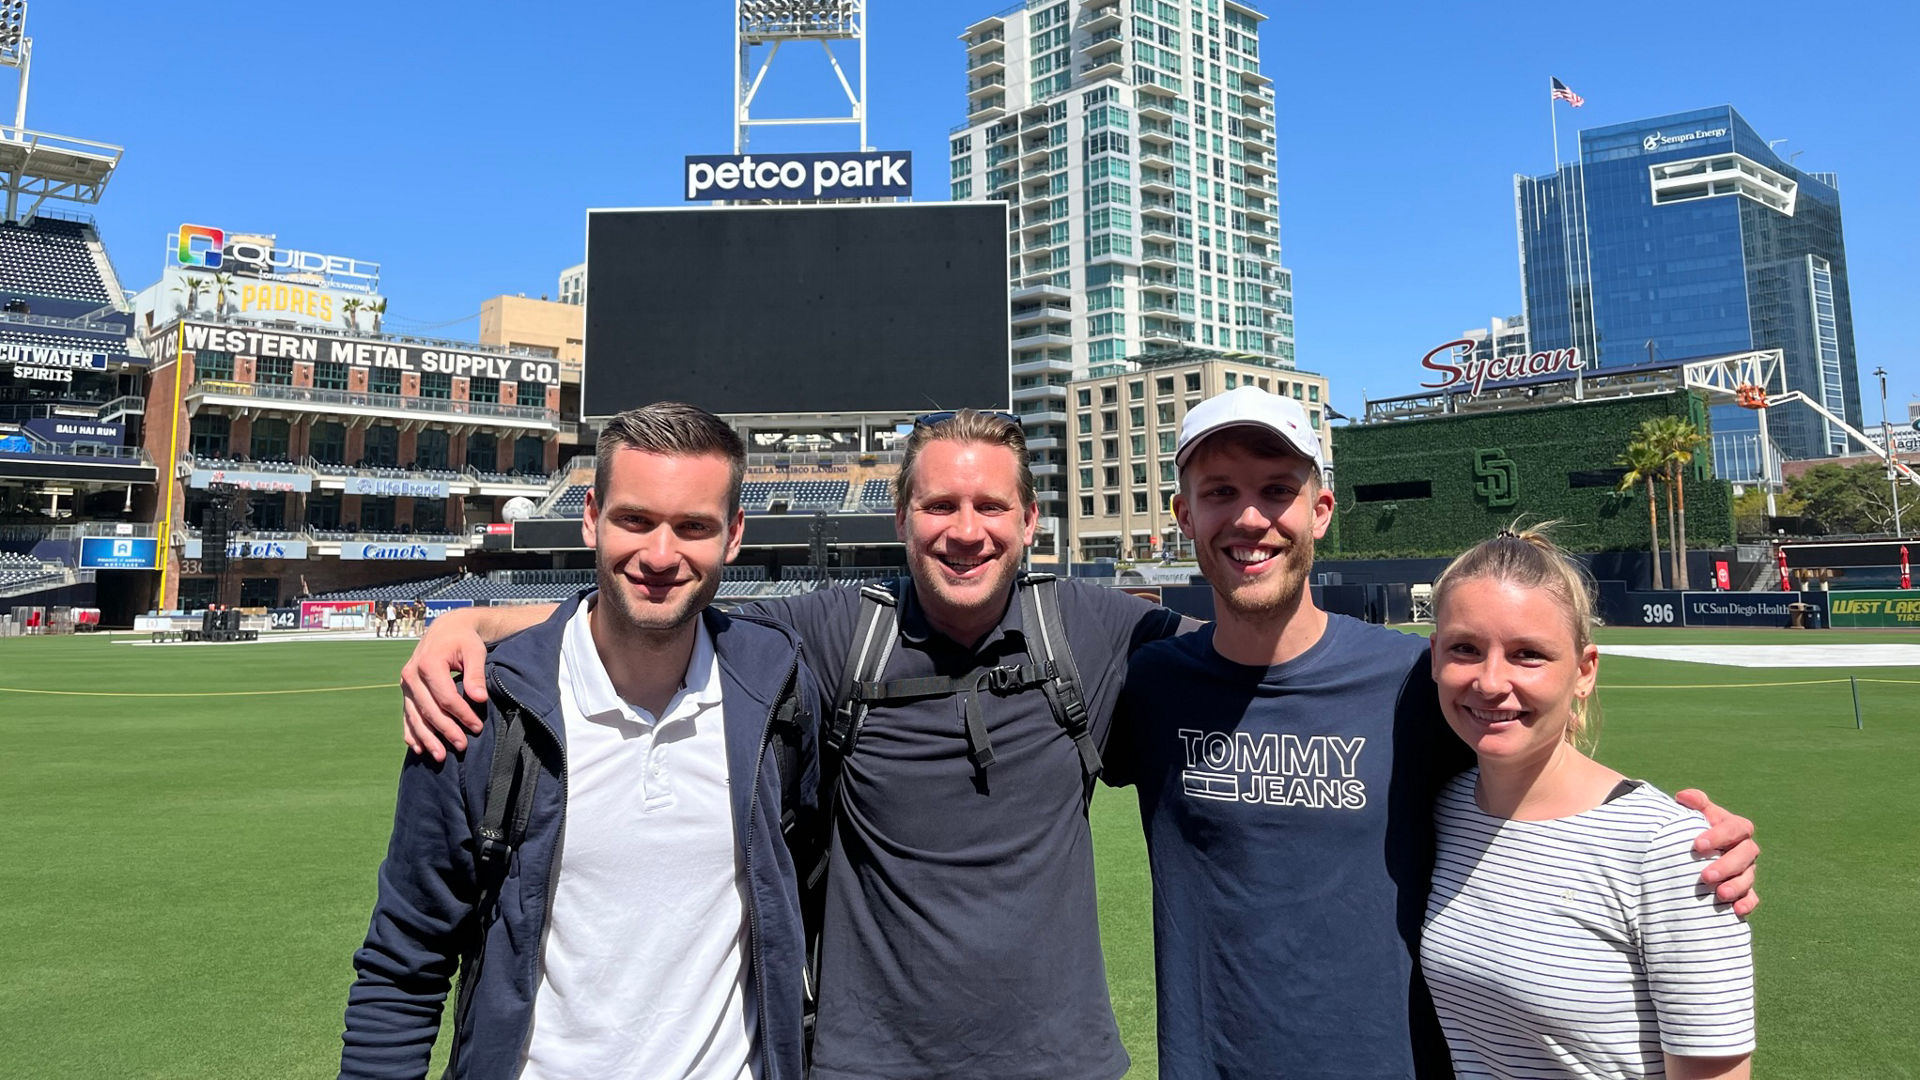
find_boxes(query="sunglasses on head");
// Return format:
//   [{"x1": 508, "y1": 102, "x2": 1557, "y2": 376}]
[{"x1": 913, "y1": 410, "x2": 1023, "y2": 428}]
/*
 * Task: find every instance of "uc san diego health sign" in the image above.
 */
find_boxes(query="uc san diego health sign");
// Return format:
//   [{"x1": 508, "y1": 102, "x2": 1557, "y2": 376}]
[
  {"x1": 683, "y1": 151, "x2": 913, "y2": 202},
  {"x1": 1419, "y1": 340, "x2": 1585, "y2": 396}
]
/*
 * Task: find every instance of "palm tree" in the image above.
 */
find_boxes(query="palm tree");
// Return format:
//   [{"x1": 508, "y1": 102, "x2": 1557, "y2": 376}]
[
  {"x1": 1644, "y1": 415, "x2": 1707, "y2": 589},
  {"x1": 367, "y1": 297, "x2": 387, "y2": 333},
  {"x1": 213, "y1": 272, "x2": 234, "y2": 316},
  {"x1": 1619, "y1": 438, "x2": 1667, "y2": 590},
  {"x1": 175, "y1": 275, "x2": 210, "y2": 315},
  {"x1": 342, "y1": 297, "x2": 364, "y2": 331}
]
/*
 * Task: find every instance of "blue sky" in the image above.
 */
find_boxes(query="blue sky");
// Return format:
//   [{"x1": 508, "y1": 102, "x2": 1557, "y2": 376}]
[{"x1": 23, "y1": 0, "x2": 1918, "y2": 425}]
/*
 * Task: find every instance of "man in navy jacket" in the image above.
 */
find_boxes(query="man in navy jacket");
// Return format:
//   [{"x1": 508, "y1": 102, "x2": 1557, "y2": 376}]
[{"x1": 342, "y1": 403, "x2": 825, "y2": 1080}]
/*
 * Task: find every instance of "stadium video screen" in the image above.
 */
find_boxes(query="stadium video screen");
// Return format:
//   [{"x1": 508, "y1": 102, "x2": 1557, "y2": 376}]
[{"x1": 584, "y1": 203, "x2": 1010, "y2": 417}]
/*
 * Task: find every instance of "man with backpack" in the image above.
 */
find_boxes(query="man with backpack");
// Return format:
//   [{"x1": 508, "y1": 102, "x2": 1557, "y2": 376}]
[
  {"x1": 401, "y1": 410, "x2": 1188, "y2": 1080},
  {"x1": 342, "y1": 402, "x2": 828, "y2": 1080}
]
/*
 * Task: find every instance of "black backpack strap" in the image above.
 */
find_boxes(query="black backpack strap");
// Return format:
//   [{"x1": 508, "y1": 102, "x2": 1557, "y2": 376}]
[
  {"x1": 1019, "y1": 573, "x2": 1100, "y2": 780},
  {"x1": 473, "y1": 704, "x2": 537, "y2": 892}
]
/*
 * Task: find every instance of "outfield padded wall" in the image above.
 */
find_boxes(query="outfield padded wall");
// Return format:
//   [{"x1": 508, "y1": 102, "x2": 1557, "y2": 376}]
[{"x1": 1327, "y1": 390, "x2": 1733, "y2": 557}]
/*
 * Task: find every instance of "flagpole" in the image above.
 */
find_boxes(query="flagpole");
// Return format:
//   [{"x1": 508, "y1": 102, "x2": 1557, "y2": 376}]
[{"x1": 1550, "y1": 81, "x2": 1577, "y2": 379}]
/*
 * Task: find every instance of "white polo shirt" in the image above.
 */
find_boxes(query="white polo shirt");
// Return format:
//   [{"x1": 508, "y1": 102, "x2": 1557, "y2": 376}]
[{"x1": 518, "y1": 595, "x2": 760, "y2": 1080}]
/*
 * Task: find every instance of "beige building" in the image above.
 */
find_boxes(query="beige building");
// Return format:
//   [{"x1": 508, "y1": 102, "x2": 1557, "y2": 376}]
[
  {"x1": 478, "y1": 294, "x2": 585, "y2": 381},
  {"x1": 1069, "y1": 352, "x2": 1326, "y2": 562}
]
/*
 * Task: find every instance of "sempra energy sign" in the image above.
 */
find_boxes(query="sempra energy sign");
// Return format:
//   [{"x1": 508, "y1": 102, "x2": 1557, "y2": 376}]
[
  {"x1": 1419, "y1": 340, "x2": 1584, "y2": 396},
  {"x1": 684, "y1": 151, "x2": 913, "y2": 201}
]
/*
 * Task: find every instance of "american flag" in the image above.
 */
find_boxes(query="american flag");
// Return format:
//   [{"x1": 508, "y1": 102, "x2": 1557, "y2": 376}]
[{"x1": 1551, "y1": 77, "x2": 1585, "y2": 107}]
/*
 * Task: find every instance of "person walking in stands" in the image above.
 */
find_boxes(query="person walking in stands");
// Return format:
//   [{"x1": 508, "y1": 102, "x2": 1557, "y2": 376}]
[
  {"x1": 1103, "y1": 387, "x2": 1761, "y2": 1079},
  {"x1": 399, "y1": 405, "x2": 1763, "y2": 1080},
  {"x1": 341, "y1": 402, "x2": 827, "y2": 1080},
  {"x1": 1420, "y1": 527, "x2": 1754, "y2": 1078}
]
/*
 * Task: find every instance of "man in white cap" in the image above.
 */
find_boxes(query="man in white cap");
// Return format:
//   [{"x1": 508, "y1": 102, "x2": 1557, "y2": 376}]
[{"x1": 1102, "y1": 386, "x2": 1760, "y2": 1080}]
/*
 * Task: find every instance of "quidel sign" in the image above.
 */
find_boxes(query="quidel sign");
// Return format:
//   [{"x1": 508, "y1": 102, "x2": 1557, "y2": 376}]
[
  {"x1": 1420, "y1": 340, "x2": 1584, "y2": 396},
  {"x1": 684, "y1": 152, "x2": 913, "y2": 202}
]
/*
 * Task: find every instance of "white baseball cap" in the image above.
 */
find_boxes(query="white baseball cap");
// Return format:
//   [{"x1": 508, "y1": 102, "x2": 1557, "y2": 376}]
[{"x1": 1174, "y1": 385, "x2": 1325, "y2": 470}]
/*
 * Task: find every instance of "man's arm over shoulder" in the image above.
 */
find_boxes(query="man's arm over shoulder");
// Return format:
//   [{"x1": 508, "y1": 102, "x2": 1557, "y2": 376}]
[
  {"x1": 741, "y1": 585, "x2": 866, "y2": 701},
  {"x1": 341, "y1": 746, "x2": 483, "y2": 1079}
]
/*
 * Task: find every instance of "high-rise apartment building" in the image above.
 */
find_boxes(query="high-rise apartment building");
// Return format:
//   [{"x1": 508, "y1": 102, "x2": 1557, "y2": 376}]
[
  {"x1": 1516, "y1": 105, "x2": 1859, "y2": 478},
  {"x1": 951, "y1": 0, "x2": 1295, "y2": 535},
  {"x1": 1068, "y1": 352, "x2": 1325, "y2": 561}
]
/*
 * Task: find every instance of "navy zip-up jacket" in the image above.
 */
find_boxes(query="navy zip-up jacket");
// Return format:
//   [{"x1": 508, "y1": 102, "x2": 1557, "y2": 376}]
[{"x1": 341, "y1": 595, "x2": 824, "y2": 1080}]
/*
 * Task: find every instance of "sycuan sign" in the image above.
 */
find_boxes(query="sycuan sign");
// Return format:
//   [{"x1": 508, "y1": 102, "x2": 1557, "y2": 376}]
[{"x1": 1420, "y1": 340, "x2": 1585, "y2": 397}]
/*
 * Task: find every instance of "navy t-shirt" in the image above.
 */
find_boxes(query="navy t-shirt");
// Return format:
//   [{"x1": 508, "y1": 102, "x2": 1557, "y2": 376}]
[
  {"x1": 752, "y1": 580, "x2": 1185, "y2": 1080},
  {"x1": 1105, "y1": 615, "x2": 1471, "y2": 1079}
]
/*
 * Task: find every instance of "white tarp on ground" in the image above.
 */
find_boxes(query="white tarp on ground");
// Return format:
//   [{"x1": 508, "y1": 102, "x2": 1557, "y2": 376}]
[{"x1": 1601, "y1": 644, "x2": 1920, "y2": 668}]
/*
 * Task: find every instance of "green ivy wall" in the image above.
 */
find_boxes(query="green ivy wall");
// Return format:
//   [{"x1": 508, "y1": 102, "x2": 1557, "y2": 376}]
[{"x1": 1326, "y1": 390, "x2": 1733, "y2": 557}]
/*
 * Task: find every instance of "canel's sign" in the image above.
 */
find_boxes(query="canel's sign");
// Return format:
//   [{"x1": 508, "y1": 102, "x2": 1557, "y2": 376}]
[{"x1": 1419, "y1": 340, "x2": 1584, "y2": 396}]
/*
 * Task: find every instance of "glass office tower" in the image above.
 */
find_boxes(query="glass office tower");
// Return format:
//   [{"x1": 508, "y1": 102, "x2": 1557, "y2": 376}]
[{"x1": 1517, "y1": 106, "x2": 1860, "y2": 478}]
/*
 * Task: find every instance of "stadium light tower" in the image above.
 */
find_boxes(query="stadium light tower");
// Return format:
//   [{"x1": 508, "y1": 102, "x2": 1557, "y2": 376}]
[
  {"x1": 734, "y1": 0, "x2": 868, "y2": 153},
  {"x1": 0, "y1": 0, "x2": 29, "y2": 131}
]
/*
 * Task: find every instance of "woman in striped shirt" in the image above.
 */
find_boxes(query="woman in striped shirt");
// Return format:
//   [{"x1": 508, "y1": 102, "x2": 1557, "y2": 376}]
[{"x1": 1420, "y1": 528, "x2": 1755, "y2": 1079}]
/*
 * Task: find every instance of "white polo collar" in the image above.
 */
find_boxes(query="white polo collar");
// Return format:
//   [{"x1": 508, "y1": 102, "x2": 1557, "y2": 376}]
[{"x1": 565, "y1": 593, "x2": 721, "y2": 724}]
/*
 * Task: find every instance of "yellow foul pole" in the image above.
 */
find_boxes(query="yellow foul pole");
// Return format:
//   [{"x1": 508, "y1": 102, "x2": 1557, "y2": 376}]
[{"x1": 154, "y1": 321, "x2": 187, "y2": 611}]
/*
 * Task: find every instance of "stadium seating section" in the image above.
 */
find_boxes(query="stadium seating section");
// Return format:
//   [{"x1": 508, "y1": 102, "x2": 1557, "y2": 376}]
[
  {"x1": 0, "y1": 550, "x2": 68, "y2": 594},
  {"x1": 294, "y1": 562, "x2": 904, "y2": 609},
  {"x1": 0, "y1": 219, "x2": 113, "y2": 303}
]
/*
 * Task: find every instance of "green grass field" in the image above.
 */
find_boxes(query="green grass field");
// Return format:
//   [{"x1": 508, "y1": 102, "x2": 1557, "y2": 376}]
[{"x1": 2, "y1": 627, "x2": 1915, "y2": 1078}]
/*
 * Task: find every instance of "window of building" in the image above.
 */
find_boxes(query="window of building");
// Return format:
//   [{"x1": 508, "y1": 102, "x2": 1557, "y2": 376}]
[
  {"x1": 514, "y1": 435, "x2": 546, "y2": 475},
  {"x1": 1158, "y1": 431, "x2": 1176, "y2": 454},
  {"x1": 369, "y1": 367, "x2": 402, "y2": 396},
  {"x1": 1308, "y1": 384, "x2": 1320, "y2": 402},
  {"x1": 306, "y1": 489, "x2": 341, "y2": 531},
  {"x1": 1159, "y1": 460, "x2": 1176, "y2": 483},
  {"x1": 1101, "y1": 385, "x2": 1117, "y2": 404},
  {"x1": 250, "y1": 418, "x2": 290, "y2": 462},
  {"x1": 1224, "y1": 371, "x2": 1237, "y2": 389},
  {"x1": 1104, "y1": 494, "x2": 1120, "y2": 515},
  {"x1": 416, "y1": 428, "x2": 450, "y2": 471},
  {"x1": 1099, "y1": 410, "x2": 1116, "y2": 433},
  {"x1": 1089, "y1": 313, "x2": 1126, "y2": 337},
  {"x1": 1156, "y1": 375, "x2": 1174, "y2": 397},
  {"x1": 195, "y1": 350, "x2": 234, "y2": 382},
  {"x1": 188, "y1": 413, "x2": 230, "y2": 457},
  {"x1": 420, "y1": 372, "x2": 453, "y2": 400},
  {"x1": 1130, "y1": 434, "x2": 1146, "y2": 457},
  {"x1": 1080, "y1": 495, "x2": 1095, "y2": 517},
  {"x1": 1103, "y1": 465, "x2": 1120, "y2": 487},
  {"x1": 517, "y1": 380, "x2": 546, "y2": 409},
  {"x1": 256, "y1": 356, "x2": 293, "y2": 386},
  {"x1": 1129, "y1": 405, "x2": 1145, "y2": 427},
  {"x1": 466, "y1": 432, "x2": 498, "y2": 472},
  {"x1": 413, "y1": 498, "x2": 448, "y2": 535},
  {"x1": 1077, "y1": 388, "x2": 1092, "y2": 407},
  {"x1": 359, "y1": 496, "x2": 396, "y2": 532},
  {"x1": 1077, "y1": 414, "x2": 1093, "y2": 435},
  {"x1": 1351, "y1": 480, "x2": 1432, "y2": 503},
  {"x1": 1133, "y1": 491, "x2": 1149, "y2": 513},
  {"x1": 1131, "y1": 462, "x2": 1147, "y2": 485},
  {"x1": 1157, "y1": 402, "x2": 1175, "y2": 424},
  {"x1": 1078, "y1": 439, "x2": 1094, "y2": 461},
  {"x1": 1079, "y1": 467, "x2": 1094, "y2": 489},
  {"x1": 310, "y1": 422, "x2": 346, "y2": 465},
  {"x1": 314, "y1": 361, "x2": 349, "y2": 391},
  {"x1": 470, "y1": 376, "x2": 501, "y2": 404},
  {"x1": 363, "y1": 424, "x2": 399, "y2": 468},
  {"x1": 1185, "y1": 372, "x2": 1202, "y2": 392},
  {"x1": 1102, "y1": 438, "x2": 1118, "y2": 461}
]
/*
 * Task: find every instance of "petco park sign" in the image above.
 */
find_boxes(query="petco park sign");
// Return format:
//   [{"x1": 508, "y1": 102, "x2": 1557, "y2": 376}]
[
  {"x1": 684, "y1": 151, "x2": 913, "y2": 201},
  {"x1": 1419, "y1": 340, "x2": 1585, "y2": 396}
]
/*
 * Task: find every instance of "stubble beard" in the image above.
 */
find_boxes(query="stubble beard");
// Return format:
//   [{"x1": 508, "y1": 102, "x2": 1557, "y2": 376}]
[
  {"x1": 596, "y1": 561, "x2": 719, "y2": 648},
  {"x1": 1211, "y1": 533, "x2": 1315, "y2": 626}
]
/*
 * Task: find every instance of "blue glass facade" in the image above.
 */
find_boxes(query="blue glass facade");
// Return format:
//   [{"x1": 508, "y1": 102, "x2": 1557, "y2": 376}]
[{"x1": 1517, "y1": 106, "x2": 1861, "y2": 475}]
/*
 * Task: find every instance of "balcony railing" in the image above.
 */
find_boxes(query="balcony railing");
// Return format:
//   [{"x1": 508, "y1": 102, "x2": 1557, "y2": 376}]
[{"x1": 188, "y1": 379, "x2": 559, "y2": 425}]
